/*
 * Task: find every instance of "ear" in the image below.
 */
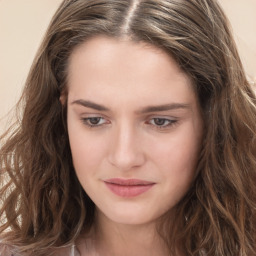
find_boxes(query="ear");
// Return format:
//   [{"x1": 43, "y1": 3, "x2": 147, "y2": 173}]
[
  {"x1": 59, "y1": 94, "x2": 65, "y2": 105},
  {"x1": 59, "y1": 90, "x2": 67, "y2": 105}
]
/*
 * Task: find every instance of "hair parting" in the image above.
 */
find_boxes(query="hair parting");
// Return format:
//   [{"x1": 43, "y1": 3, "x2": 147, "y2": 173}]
[{"x1": 1, "y1": 0, "x2": 256, "y2": 255}]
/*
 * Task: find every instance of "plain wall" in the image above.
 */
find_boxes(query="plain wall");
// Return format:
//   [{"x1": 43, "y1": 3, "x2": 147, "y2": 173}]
[{"x1": 0, "y1": 0, "x2": 256, "y2": 133}]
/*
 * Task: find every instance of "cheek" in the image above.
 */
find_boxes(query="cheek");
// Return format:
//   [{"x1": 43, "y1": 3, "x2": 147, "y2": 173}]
[
  {"x1": 153, "y1": 138, "x2": 200, "y2": 208},
  {"x1": 68, "y1": 130, "x2": 107, "y2": 195},
  {"x1": 67, "y1": 121, "x2": 106, "y2": 175},
  {"x1": 150, "y1": 123, "x2": 201, "y2": 182}
]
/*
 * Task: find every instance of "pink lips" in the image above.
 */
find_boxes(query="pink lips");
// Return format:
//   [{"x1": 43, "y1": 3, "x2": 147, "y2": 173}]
[{"x1": 104, "y1": 178, "x2": 155, "y2": 197}]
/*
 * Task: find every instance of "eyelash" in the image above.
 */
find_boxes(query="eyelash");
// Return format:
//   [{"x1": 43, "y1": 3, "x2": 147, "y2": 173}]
[
  {"x1": 146, "y1": 118, "x2": 177, "y2": 129},
  {"x1": 81, "y1": 117, "x2": 178, "y2": 130},
  {"x1": 81, "y1": 117, "x2": 108, "y2": 128}
]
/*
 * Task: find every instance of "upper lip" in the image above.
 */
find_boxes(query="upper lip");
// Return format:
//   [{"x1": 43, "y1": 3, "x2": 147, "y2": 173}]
[{"x1": 104, "y1": 178, "x2": 155, "y2": 186}]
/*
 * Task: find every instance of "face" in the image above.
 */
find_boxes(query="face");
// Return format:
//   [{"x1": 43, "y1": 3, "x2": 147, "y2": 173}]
[{"x1": 66, "y1": 36, "x2": 203, "y2": 226}]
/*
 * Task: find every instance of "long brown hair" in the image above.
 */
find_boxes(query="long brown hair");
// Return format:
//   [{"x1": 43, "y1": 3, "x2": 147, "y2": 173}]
[{"x1": 1, "y1": 0, "x2": 256, "y2": 255}]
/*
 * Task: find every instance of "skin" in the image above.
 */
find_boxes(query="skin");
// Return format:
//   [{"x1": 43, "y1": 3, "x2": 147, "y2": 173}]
[{"x1": 64, "y1": 36, "x2": 203, "y2": 256}]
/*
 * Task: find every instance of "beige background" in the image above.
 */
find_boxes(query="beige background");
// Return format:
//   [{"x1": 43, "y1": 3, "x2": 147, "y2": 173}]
[{"x1": 0, "y1": 0, "x2": 256, "y2": 132}]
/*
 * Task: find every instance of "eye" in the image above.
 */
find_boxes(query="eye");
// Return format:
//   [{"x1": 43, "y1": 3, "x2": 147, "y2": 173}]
[
  {"x1": 81, "y1": 117, "x2": 108, "y2": 127},
  {"x1": 147, "y1": 117, "x2": 177, "y2": 129}
]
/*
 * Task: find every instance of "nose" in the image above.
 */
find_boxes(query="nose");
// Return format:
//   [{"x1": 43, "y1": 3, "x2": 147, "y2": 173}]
[{"x1": 108, "y1": 123, "x2": 146, "y2": 171}]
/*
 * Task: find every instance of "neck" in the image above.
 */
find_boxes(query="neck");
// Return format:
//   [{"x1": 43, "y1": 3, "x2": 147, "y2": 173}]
[{"x1": 89, "y1": 209, "x2": 170, "y2": 256}]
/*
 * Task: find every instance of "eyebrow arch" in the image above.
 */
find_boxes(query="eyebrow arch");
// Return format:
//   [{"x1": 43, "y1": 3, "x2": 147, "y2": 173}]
[
  {"x1": 137, "y1": 103, "x2": 191, "y2": 114},
  {"x1": 71, "y1": 99, "x2": 110, "y2": 111},
  {"x1": 71, "y1": 99, "x2": 190, "y2": 113}
]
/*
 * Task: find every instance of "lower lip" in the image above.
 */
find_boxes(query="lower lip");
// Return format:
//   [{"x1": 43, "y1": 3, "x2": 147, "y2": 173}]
[{"x1": 104, "y1": 182, "x2": 154, "y2": 197}]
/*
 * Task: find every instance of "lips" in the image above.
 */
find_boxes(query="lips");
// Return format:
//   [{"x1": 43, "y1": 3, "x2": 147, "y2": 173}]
[{"x1": 104, "y1": 178, "x2": 155, "y2": 197}]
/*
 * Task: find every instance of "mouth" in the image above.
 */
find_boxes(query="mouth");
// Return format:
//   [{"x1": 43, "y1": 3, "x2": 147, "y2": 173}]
[{"x1": 103, "y1": 178, "x2": 156, "y2": 197}]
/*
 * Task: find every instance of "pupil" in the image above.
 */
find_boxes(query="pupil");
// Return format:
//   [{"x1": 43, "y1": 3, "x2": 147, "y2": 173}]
[
  {"x1": 90, "y1": 117, "x2": 100, "y2": 125},
  {"x1": 154, "y1": 118, "x2": 165, "y2": 126}
]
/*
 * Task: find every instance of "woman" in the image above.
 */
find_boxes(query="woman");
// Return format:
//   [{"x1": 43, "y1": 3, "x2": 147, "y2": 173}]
[{"x1": 1, "y1": 0, "x2": 256, "y2": 255}]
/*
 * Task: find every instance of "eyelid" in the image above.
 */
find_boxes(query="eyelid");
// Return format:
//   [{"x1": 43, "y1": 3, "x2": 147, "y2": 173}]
[
  {"x1": 146, "y1": 116, "x2": 178, "y2": 130},
  {"x1": 79, "y1": 114, "x2": 179, "y2": 130},
  {"x1": 80, "y1": 116, "x2": 110, "y2": 128}
]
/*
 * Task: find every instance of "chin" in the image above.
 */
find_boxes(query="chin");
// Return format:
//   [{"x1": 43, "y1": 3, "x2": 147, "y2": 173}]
[{"x1": 98, "y1": 203, "x2": 162, "y2": 226}]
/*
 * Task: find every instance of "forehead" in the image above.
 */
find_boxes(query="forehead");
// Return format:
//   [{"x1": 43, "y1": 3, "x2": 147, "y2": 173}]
[
  {"x1": 67, "y1": 36, "x2": 195, "y2": 107},
  {"x1": 68, "y1": 36, "x2": 187, "y2": 79}
]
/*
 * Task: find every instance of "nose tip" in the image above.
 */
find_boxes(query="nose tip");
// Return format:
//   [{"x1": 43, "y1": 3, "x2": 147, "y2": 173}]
[
  {"x1": 108, "y1": 128, "x2": 145, "y2": 171},
  {"x1": 109, "y1": 147, "x2": 145, "y2": 171}
]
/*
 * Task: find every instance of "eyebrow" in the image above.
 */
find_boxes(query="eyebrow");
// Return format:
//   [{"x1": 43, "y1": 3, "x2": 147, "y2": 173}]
[
  {"x1": 137, "y1": 103, "x2": 191, "y2": 113},
  {"x1": 71, "y1": 99, "x2": 190, "y2": 113},
  {"x1": 71, "y1": 99, "x2": 110, "y2": 111}
]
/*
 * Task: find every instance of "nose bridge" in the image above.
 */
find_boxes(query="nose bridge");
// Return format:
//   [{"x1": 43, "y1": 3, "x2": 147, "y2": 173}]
[{"x1": 108, "y1": 119, "x2": 145, "y2": 170}]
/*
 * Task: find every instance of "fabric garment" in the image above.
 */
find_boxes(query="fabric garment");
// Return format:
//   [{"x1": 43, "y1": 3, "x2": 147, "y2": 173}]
[
  {"x1": 0, "y1": 244, "x2": 15, "y2": 256},
  {"x1": 70, "y1": 245, "x2": 81, "y2": 256},
  {"x1": 55, "y1": 245, "x2": 81, "y2": 256},
  {"x1": 0, "y1": 244, "x2": 81, "y2": 256}
]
